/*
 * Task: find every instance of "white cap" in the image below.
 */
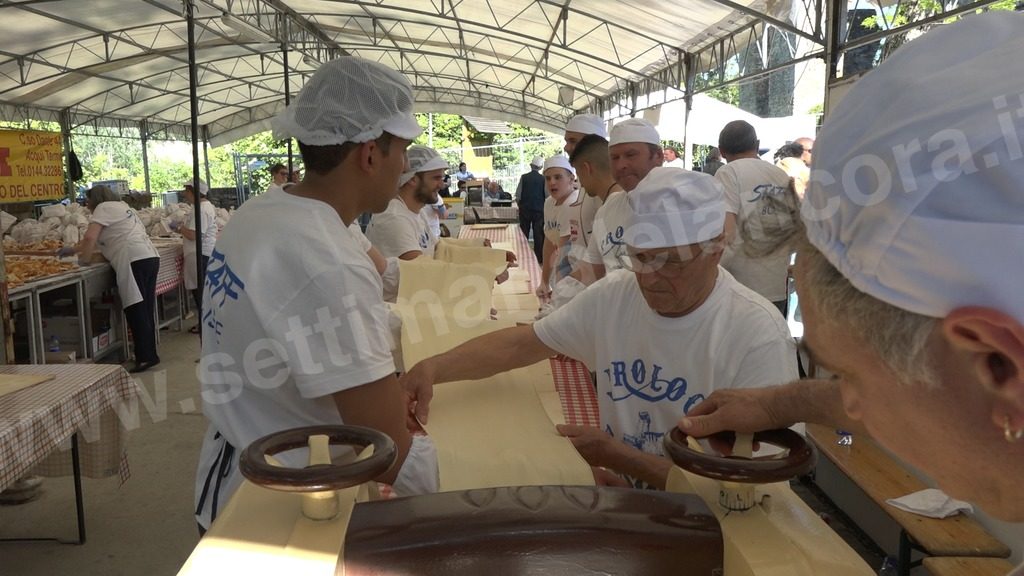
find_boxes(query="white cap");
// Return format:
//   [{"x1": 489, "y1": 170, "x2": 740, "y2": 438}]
[
  {"x1": 530, "y1": 155, "x2": 544, "y2": 167},
  {"x1": 400, "y1": 145, "x2": 449, "y2": 186},
  {"x1": 624, "y1": 167, "x2": 725, "y2": 249},
  {"x1": 272, "y1": 57, "x2": 422, "y2": 145},
  {"x1": 802, "y1": 12, "x2": 1024, "y2": 323},
  {"x1": 542, "y1": 155, "x2": 575, "y2": 176},
  {"x1": 609, "y1": 118, "x2": 660, "y2": 147},
  {"x1": 565, "y1": 114, "x2": 608, "y2": 138},
  {"x1": 183, "y1": 179, "x2": 209, "y2": 196}
]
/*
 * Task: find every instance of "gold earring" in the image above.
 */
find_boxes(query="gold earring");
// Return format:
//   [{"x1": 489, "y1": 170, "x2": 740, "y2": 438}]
[{"x1": 1005, "y1": 416, "x2": 1023, "y2": 443}]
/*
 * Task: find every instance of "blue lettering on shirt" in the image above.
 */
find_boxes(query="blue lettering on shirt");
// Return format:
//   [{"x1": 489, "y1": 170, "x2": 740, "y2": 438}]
[
  {"x1": 419, "y1": 231, "x2": 430, "y2": 249},
  {"x1": 605, "y1": 359, "x2": 690, "y2": 403},
  {"x1": 601, "y1": 225, "x2": 625, "y2": 256},
  {"x1": 203, "y1": 248, "x2": 246, "y2": 343}
]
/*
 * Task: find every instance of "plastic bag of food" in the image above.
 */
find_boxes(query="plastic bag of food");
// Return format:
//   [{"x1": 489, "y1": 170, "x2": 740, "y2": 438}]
[
  {"x1": 0, "y1": 210, "x2": 16, "y2": 234},
  {"x1": 40, "y1": 204, "x2": 66, "y2": 219},
  {"x1": 62, "y1": 224, "x2": 80, "y2": 246}
]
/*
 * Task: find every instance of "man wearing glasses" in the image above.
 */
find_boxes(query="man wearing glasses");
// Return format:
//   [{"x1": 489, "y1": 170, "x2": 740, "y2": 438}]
[{"x1": 401, "y1": 167, "x2": 796, "y2": 489}]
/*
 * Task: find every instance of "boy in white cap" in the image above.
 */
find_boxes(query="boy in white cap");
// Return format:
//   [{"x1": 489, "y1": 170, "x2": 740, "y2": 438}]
[
  {"x1": 515, "y1": 155, "x2": 548, "y2": 263},
  {"x1": 715, "y1": 120, "x2": 794, "y2": 315},
  {"x1": 402, "y1": 168, "x2": 796, "y2": 489},
  {"x1": 366, "y1": 145, "x2": 449, "y2": 259},
  {"x1": 194, "y1": 57, "x2": 439, "y2": 533},
  {"x1": 537, "y1": 155, "x2": 579, "y2": 297},
  {"x1": 562, "y1": 114, "x2": 607, "y2": 276},
  {"x1": 676, "y1": 14, "x2": 1024, "y2": 550}
]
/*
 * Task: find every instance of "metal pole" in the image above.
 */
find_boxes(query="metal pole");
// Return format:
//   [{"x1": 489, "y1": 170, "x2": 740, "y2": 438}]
[
  {"x1": 682, "y1": 53, "x2": 695, "y2": 171},
  {"x1": 186, "y1": 0, "x2": 204, "y2": 330},
  {"x1": 140, "y1": 120, "x2": 151, "y2": 197},
  {"x1": 822, "y1": 0, "x2": 845, "y2": 117},
  {"x1": 282, "y1": 21, "x2": 293, "y2": 175},
  {"x1": 202, "y1": 129, "x2": 212, "y2": 191},
  {"x1": 428, "y1": 112, "x2": 434, "y2": 147},
  {"x1": 59, "y1": 110, "x2": 73, "y2": 201}
]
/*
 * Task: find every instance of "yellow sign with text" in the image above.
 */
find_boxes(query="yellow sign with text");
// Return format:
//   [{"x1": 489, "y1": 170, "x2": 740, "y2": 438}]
[{"x1": 0, "y1": 129, "x2": 64, "y2": 203}]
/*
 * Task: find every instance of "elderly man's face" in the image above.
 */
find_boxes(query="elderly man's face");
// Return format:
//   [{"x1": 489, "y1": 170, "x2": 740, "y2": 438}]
[
  {"x1": 794, "y1": 253, "x2": 1024, "y2": 520},
  {"x1": 610, "y1": 142, "x2": 663, "y2": 191},
  {"x1": 625, "y1": 243, "x2": 720, "y2": 317}
]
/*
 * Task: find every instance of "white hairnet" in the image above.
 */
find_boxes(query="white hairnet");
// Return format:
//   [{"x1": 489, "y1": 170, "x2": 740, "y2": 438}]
[
  {"x1": 610, "y1": 118, "x2": 660, "y2": 147},
  {"x1": 803, "y1": 12, "x2": 1024, "y2": 323},
  {"x1": 565, "y1": 114, "x2": 608, "y2": 138},
  {"x1": 272, "y1": 57, "x2": 422, "y2": 145},
  {"x1": 400, "y1": 146, "x2": 449, "y2": 186},
  {"x1": 542, "y1": 155, "x2": 575, "y2": 176}
]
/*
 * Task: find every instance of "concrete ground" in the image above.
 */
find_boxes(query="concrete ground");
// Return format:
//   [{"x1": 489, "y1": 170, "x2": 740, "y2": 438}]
[
  {"x1": 0, "y1": 321, "x2": 886, "y2": 576},
  {"x1": 1, "y1": 324, "x2": 207, "y2": 576}
]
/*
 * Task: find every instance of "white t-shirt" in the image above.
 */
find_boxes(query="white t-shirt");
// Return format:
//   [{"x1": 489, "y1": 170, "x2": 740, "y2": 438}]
[
  {"x1": 365, "y1": 198, "x2": 436, "y2": 259},
  {"x1": 348, "y1": 221, "x2": 372, "y2": 252},
  {"x1": 582, "y1": 191, "x2": 631, "y2": 272},
  {"x1": 194, "y1": 189, "x2": 401, "y2": 528},
  {"x1": 534, "y1": 268, "x2": 798, "y2": 487},
  {"x1": 567, "y1": 192, "x2": 602, "y2": 266},
  {"x1": 183, "y1": 200, "x2": 218, "y2": 257},
  {"x1": 542, "y1": 189, "x2": 579, "y2": 245},
  {"x1": 90, "y1": 201, "x2": 158, "y2": 265},
  {"x1": 716, "y1": 158, "x2": 793, "y2": 302},
  {"x1": 420, "y1": 196, "x2": 446, "y2": 240}
]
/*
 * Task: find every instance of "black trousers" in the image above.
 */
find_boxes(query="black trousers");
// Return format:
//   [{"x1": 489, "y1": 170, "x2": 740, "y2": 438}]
[
  {"x1": 519, "y1": 209, "x2": 545, "y2": 264},
  {"x1": 192, "y1": 255, "x2": 210, "y2": 313},
  {"x1": 123, "y1": 257, "x2": 160, "y2": 364}
]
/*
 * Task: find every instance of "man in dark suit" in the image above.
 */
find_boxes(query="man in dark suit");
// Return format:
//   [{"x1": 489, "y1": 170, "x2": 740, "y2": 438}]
[{"x1": 515, "y1": 155, "x2": 547, "y2": 263}]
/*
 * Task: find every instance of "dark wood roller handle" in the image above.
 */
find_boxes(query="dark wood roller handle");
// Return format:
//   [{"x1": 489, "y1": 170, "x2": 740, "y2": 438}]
[
  {"x1": 662, "y1": 427, "x2": 817, "y2": 484},
  {"x1": 239, "y1": 425, "x2": 396, "y2": 492}
]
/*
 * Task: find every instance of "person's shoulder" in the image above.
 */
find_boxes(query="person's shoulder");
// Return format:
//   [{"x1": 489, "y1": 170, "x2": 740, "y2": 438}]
[{"x1": 718, "y1": 270, "x2": 791, "y2": 336}]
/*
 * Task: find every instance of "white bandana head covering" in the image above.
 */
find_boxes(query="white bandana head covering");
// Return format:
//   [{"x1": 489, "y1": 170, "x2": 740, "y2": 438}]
[
  {"x1": 400, "y1": 145, "x2": 448, "y2": 186},
  {"x1": 565, "y1": 114, "x2": 608, "y2": 138},
  {"x1": 803, "y1": 12, "x2": 1024, "y2": 323},
  {"x1": 609, "y1": 118, "x2": 660, "y2": 147},
  {"x1": 624, "y1": 167, "x2": 726, "y2": 249},
  {"x1": 272, "y1": 56, "x2": 422, "y2": 145},
  {"x1": 542, "y1": 155, "x2": 575, "y2": 176}
]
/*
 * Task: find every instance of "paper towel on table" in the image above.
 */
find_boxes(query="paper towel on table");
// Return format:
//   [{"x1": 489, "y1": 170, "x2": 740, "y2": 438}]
[{"x1": 886, "y1": 488, "x2": 973, "y2": 518}]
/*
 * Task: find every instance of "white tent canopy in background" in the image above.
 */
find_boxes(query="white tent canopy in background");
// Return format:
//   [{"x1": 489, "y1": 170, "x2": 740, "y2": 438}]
[{"x1": 631, "y1": 95, "x2": 818, "y2": 167}]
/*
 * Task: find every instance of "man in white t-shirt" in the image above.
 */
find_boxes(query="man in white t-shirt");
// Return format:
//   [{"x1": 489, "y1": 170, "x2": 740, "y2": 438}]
[
  {"x1": 715, "y1": 120, "x2": 794, "y2": 316},
  {"x1": 663, "y1": 146, "x2": 687, "y2": 168},
  {"x1": 194, "y1": 57, "x2": 439, "y2": 533},
  {"x1": 562, "y1": 114, "x2": 606, "y2": 273},
  {"x1": 174, "y1": 179, "x2": 217, "y2": 320},
  {"x1": 365, "y1": 145, "x2": 449, "y2": 260},
  {"x1": 581, "y1": 118, "x2": 664, "y2": 277},
  {"x1": 402, "y1": 167, "x2": 796, "y2": 489},
  {"x1": 538, "y1": 155, "x2": 578, "y2": 296}
]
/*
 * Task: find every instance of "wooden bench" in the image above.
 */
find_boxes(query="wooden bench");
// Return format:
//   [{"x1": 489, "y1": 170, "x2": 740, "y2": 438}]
[
  {"x1": 806, "y1": 424, "x2": 1010, "y2": 576},
  {"x1": 923, "y1": 557, "x2": 1016, "y2": 576}
]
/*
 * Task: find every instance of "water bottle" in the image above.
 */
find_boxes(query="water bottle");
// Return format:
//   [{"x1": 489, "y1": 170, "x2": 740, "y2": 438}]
[
  {"x1": 49, "y1": 335, "x2": 61, "y2": 353},
  {"x1": 877, "y1": 557, "x2": 898, "y2": 575}
]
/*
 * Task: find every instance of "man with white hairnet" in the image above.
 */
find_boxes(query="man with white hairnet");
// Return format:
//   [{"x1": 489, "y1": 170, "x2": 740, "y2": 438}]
[
  {"x1": 365, "y1": 145, "x2": 448, "y2": 260},
  {"x1": 401, "y1": 168, "x2": 797, "y2": 489},
  {"x1": 194, "y1": 57, "x2": 439, "y2": 534},
  {"x1": 562, "y1": 114, "x2": 606, "y2": 274},
  {"x1": 675, "y1": 16, "x2": 1024, "y2": 561}
]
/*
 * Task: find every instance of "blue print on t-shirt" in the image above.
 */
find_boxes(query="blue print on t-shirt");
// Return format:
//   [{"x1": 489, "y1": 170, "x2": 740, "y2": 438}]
[
  {"x1": 418, "y1": 231, "x2": 430, "y2": 249},
  {"x1": 748, "y1": 183, "x2": 788, "y2": 202},
  {"x1": 604, "y1": 359, "x2": 705, "y2": 412},
  {"x1": 202, "y1": 248, "x2": 246, "y2": 342},
  {"x1": 601, "y1": 225, "x2": 625, "y2": 256}
]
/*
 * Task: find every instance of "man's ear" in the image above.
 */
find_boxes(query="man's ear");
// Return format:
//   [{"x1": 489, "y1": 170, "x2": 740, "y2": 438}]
[{"x1": 943, "y1": 307, "x2": 1024, "y2": 425}]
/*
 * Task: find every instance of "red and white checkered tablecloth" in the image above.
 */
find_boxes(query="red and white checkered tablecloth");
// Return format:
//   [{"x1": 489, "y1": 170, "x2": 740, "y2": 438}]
[
  {"x1": 458, "y1": 224, "x2": 541, "y2": 287},
  {"x1": 153, "y1": 240, "x2": 183, "y2": 296},
  {"x1": 0, "y1": 364, "x2": 140, "y2": 492},
  {"x1": 550, "y1": 358, "x2": 600, "y2": 428}
]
